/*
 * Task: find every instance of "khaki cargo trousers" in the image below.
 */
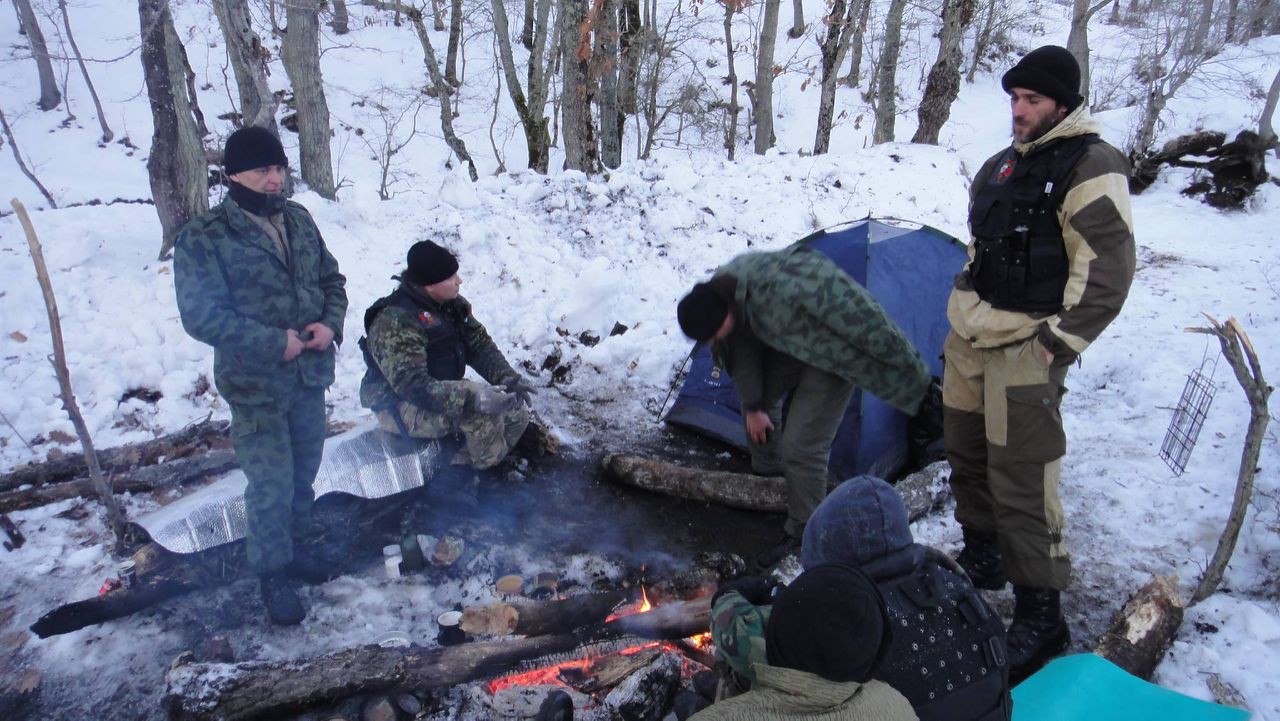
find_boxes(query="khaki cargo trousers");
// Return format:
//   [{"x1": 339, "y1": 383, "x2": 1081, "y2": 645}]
[
  {"x1": 377, "y1": 380, "x2": 529, "y2": 470},
  {"x1": 942, "y1": 330, "x2": 1072, "y2": 590}
]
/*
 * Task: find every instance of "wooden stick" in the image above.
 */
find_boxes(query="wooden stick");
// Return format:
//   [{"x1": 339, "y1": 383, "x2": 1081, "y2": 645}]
[
  {"x1": 1093, "y1": 574, "x2": 1184, "y2": 680},
  {"x1": 11, "y1": 198, "x2": 127, "y2": 549},
  {"x1": 1187, "y1": 316, "x2": 1271, "y2": 604}
]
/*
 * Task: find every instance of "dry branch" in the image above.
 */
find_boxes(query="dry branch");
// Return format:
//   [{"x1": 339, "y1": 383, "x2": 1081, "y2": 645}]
[
  {"x1": 0, "y1": 113, "x2": 58, "y2": 207},
  {"x1": 1093, "y1": 574, "x2": 1184, "y2": 680},
  {"x1": 1187, "y1": 315, "x2": 1271, "y2": 604},
  {"x1": 12, "y1": 199, "x2": 125, "y2": 548},
  {"x1": 57, "y1": 0, "x2": 113, "y2": 142}
]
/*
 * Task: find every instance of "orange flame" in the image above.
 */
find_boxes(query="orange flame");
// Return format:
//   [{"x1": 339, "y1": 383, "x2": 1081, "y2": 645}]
[{"x1": 604, "y1": 587, "x2": 651, "y2": 623}]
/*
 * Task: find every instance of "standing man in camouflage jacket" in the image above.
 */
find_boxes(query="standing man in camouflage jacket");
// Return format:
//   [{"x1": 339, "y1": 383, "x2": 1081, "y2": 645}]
[
  {"x1": 359, "y1": 240, "x2": 530, "y2": 482},
  {"x1": 677, "y1": 243, "x2": 932, "y2": 567},
  {"x1": 174, "y1": 127, "x2": 348, "y2": 626},
  {"x1": 943, "y1": 45, "x2": 1135, "y2": 679}
]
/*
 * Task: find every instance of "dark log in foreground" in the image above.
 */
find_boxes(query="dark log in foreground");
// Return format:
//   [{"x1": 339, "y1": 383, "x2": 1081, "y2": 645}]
[
  {"x1": 1093, "y1": 574, "x2": 1184, "y2": 680},
  {"x1": 0, "y1": 449, "x2": 237, "y2": 513},
  {"x1": 460, "y1": 590, "x2": 631, "y2": 637},
  {"x1": 164, "y1": 597, "x2": 712, "y2": 720},
  {"x1": 0, "y1": 418, "x2": 229, "y2": 493},
  {"x1": 603, "y1": 454, "x2": 952, "y2": 522},
  {"x1": 164, "y1": 634, "x2": 585, "y2": 721}
]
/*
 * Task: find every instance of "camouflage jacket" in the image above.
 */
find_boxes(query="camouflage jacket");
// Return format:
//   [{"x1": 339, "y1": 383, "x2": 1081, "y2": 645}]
[
  {"x1": 359, "y1": 284, "x2": 518, "y2": 418},
  {"x1": 690, "y1": 664, "x2": 917, "y2": 721},
  {"x1": 712, "y1": 245, "x2": 931, "y2": 415},
  {"x1": 174, "y1": 198, "x2": 347, "y2": 405}
]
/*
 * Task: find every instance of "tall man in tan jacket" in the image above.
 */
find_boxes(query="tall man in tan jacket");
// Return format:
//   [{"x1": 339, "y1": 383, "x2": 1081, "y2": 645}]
[{"x1": 943, "y1": 45, "x2": 1134, "y2": 681}]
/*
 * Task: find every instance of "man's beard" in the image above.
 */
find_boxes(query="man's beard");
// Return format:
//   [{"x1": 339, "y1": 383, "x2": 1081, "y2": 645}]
[{"x1": 1013, "y1": 113, "x2": 1062, "y2": 143}]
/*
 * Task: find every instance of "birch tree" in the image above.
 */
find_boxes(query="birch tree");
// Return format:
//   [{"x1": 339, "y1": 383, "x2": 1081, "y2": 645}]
[
  {"x1": 492, "y1": 0, "x2": 558, "y2": 172},
  {"x1": 872, "y1": 0, "x2": 908, "y2": 144},
  {"x1": 912, "y1": 0, "x2": 972, "y2": 144},
  {"x1": 139, "y1": 0, "x2": 208, "y2": 259},
  {"x1": 14, "y1": 0, "x2": 61, "y2": 111},
  {"x1": 754, "y1": 0, "x2": 781, "y2": 154},
  {"x1": 280, "y1": 0, "x2": 336, "y2": 199},
  {"x1": 213, "y1": 0, "x2": 279, "y2": 131}
]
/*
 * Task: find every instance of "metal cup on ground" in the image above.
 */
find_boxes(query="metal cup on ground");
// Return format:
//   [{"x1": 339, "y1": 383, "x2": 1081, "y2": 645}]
[{"x1": 116, "y1": 560, "x2": 137, "y2": 588}]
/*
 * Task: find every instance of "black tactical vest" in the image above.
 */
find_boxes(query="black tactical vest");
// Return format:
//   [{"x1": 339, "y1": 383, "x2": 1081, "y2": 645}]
[
  {"x1": 359, "y1": 288, "x2": 468, "y2": 385},
  {"x1": 968, "y1": 134, "x2": 1100, "y2": 313},
  {"x1": 876, "y1": 556, "x2": 1012, "y2": 721}
]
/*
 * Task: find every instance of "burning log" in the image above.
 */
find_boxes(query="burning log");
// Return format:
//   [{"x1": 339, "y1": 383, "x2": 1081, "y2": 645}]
[
  {"x1": 1093, "y1": 574, "x2": 1185, "y2": 680},
  {"x1": 606, "y1": 598, "x2": 711, "y2": 641},
  {"x1": 460, "y1": 590, "x2": 632, "y2": 637},
  {"x1": 602, "y1": 454, "x2": 952, "y2": 521}
]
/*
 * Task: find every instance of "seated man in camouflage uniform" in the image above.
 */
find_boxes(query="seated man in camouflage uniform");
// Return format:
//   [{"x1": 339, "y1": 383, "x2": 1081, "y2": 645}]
[
  {"x1": 359, "y1": 240, "x2": 531, "y2": 483},
  {"x1": 174, "y1": 127, "x2": 348, "y2": 626},
  {"x1": 677, "y1": 242, "x2": 932, "y2": 567},
  {"x1": 708, "y1": 476, "x2": 1011, "y2": 721}
]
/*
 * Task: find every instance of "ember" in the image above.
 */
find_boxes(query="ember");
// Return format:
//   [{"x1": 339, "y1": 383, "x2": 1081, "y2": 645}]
[{"x1": 487, "y1": 641, "x2": 664, "y2": 694}]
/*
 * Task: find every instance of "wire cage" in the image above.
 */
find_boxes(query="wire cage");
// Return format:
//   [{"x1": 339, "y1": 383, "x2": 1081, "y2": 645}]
[{"x1": 1159, "y1": 359, "x2": 1218, "y2": 476}]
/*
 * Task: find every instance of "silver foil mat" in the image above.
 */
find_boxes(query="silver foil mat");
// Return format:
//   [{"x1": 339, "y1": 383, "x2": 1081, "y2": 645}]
[{"x1": 138, "y1": 425, "x2": 441, "y2": 554}]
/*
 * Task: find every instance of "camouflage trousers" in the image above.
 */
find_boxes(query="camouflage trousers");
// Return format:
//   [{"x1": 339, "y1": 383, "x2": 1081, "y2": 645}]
[
  {"x1": 376, "y1": 380, "x2": 529, "y2": 469},
  {"x1": 741, "y1": 358, "x2": 856, "y2": 539},
  {"x1": 228, "y1": 384, "x2": 328, "y2": 574},
  {"x1": 942, "y1": 331, "x2": 1072, "y2": 590}
]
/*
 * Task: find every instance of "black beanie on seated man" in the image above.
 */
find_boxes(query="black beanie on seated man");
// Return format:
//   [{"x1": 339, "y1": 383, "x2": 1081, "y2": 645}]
[
  {"x1": 224, "y1": 126, "x2": 289, "y2": 175},
  {"x1": 403, "y1": 240, "x2": 460, "y2": 286},
  {"x1": 1001, "y1": 45, "x2": 1083, "y2": 111},
  {"x1": 765, "y1": 563, "x2": 893, "y2": 683}
]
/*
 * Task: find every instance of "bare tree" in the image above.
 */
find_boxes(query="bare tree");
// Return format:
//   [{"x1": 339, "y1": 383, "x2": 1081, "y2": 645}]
[
  {"x1": 754, "y1": 0, "x2": 780, "y2": 154},
  {"x1": 966, "y1": 0, "x2": 998, "y2": 83},
  {"x1": 1067, "y1": 0, "x2": 1114, "y2": 104},
  {"x1": 1259, "y1": 67, "x2": 1280, "y2": 158},
  {"x1": 787, "y1": 0, "x2": 804, "y2": 38},
  {"x1": 446, "y1": 0, "x2": 463, "y2": 86},
  {"x1": 213, "y1": 0, "x2": 279, "y2": 131},
  {"x1": 0, "y1": 108, "x2": 59, "y2": 207},
  {"x1": 841, "y1": 0, "x2": 872, "y2": 86},
  {"x1": 617, "y1": 0, "x2": 643, "y2": 118},
  {"x1": 872, "y1": 0, "x2": 908, "y2": 144},
  {"x1": 280, "y1": 0, "x2": 336, "y2": 198},
  {"x1": 57, "y1": 0, "x2": 113, "y2": 142},
  {"x1": 912, "y1": 0, "x2": 973, "y2": 144},
  {"x1": 721, "y1": 0, "x2": 744, "y2": 160},
  {"x1": 596, "y1": 0, "x2": 623, "y2": 168},
  {"x1": 813, "y1": 0, "x2": 864, "y2": 154},
  {"x1": 561, "y1": 0, "x2": 597, "y2": 172},
  {"x1": 491, "y1": 0, "x2": 558, "y2": 172},
  {"x1": 330, "y1": 0, "x2": 351, "y2": 33},
  {"x1": 358, "y1": 87, "x2": 428, "y2": 199},
  {"x1": 139, "y1": 0, "x2": 209, "y2": 260},
  {"x1": 430, "y1": 0, "x2": 447, "y2": 30},
  {"x1": 1128, "y1": 0, "x2": 1221, "y2": 155},
  {"x1": 523, "y1": 0, "x2": 536, "y2": 48},
  {"x1": 14, "y1": 0, "x2": 61, "y2": 111}
]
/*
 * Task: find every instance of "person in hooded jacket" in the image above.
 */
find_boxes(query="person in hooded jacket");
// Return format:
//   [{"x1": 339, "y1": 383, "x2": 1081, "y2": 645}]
[{"x1": 709, "y1": 476, "x2": 1011, "y2": 721}]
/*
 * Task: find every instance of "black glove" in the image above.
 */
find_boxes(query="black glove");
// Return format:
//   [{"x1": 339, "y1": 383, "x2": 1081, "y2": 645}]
[
  {"x1": 468, "y1": 385, "x2": 518, "y2": 415},
  {"x1": 711, "y1": 575, "x2": 781, "y2": 607},
  {"x1": 502, "y1": 377, "x2": 535, "y2": 407}
]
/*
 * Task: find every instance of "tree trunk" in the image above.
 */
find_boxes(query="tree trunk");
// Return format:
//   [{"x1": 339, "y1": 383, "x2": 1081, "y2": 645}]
[
  {"x1": 722, "y1": 1, "x2": 740, "y2": 160},
  {"x1": 1066, "y1": 0, "x2": 1110, "y2": 104},
  {"x1": 491, "y1": 0, "x2": 554, "y2": 172},
  {"x1": 872, "y1": 0, "x2": 908, "y2": 144},
  {"x1": 523, "y1": 0, "x2": 537, "y2": 48},
  {"x1": 754, "y1": 0, "x2": 781, "y2": 155},
  {"x1": 459, "y1": 591, "x2": 631, "y2": 636},
  {"x1": 967, "y1": 0, "x2": 998, "y2": 83},
  {"x1": 58, "y1": 0, "x2": 114, "y2": 142},
  {"x1": 140, "y1": 0, "x2": 209, "y2": 260},
  {"x1": 560, "y1": 0, "x2": 597, "y2": 172},
  {"x1": 1259, "y1": 67, "x2": 1280, "y2": 157},
  {"x1": 617, "y1": 0, "x2": 642, "y2": 116},
  {"x1": 446, "y1": 0, "x2": 463, "y2": 86},
  {"x1": 330, "y1": 0, "x2": 350, "y2": 33},
  {"x1": 787, "y1": 0, "x2": 804, "y2": 38},
  {"x1": 1093, "y1": 574, "x2": 1184, "y2": 680},
  {"x1": 280, "y1": 0, "x2": 337, "y2": 199},
  {"x1": 813, "y1": 0, "x2": 861, "y2": 154},
  {"x1": 841, "y1": 0, "x2": 871, "y2": 87},
  {"x1": 912, "y1": 0, "x2": 971, "y2": 144},
  {"x1": 0, "y1": 450, "x2": 237, "y2": 513},
  {"x1": 13, "y1": 0, "x2": 61, "y2": 111},
  {"x1": 597, "y1": 0, "x2": 623, "y2": 168},
  {"x1": 212, "y1": 0, "x2": 279, "y2": 132}
]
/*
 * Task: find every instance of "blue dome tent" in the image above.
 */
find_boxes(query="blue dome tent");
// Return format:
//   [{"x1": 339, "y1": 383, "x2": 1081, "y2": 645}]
[{"x1": 665, "y1": 218, "x2": 968, "y2": 480}]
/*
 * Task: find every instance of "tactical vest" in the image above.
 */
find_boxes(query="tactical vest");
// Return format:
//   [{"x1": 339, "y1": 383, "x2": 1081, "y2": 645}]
[
  {"x1": 876, "y1": 557, "x2": 1012, "y2": 721},
  {"x1": 968, "y1": 134, "x2": 1100, "y2": 314},
  {"x1": 359, "y1": 288, "x2": 468, "y2": 388}
]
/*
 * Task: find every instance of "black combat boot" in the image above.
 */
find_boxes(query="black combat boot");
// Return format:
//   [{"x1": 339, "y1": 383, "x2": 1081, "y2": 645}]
[
  {"x1": 1008, "y1": 585, "x2": 1070, "y2": 683},
  {"x1": 260, "y1": 571, "x2": 306, "y2": 626},
  {"x1": 955, "y1": 527, "x2": 1008, "y2": 590}
]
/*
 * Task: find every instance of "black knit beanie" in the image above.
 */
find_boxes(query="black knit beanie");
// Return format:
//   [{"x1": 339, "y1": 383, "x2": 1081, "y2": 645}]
[
  {"x1": 403, "y1": 240, "x2": 460, "y2": 286},
  {"x1": 677, "y1": 276, "x2": 736, "y2": 342},
  {"x1": 765, "y1": 564, "x2": 892, "y2": 683},
  {"x1": 1001, "y1": 45, "x2": 1083, "y2": 111},
  {"x1": 224, "y1": 126, "x2": 289, "y2": 175}
]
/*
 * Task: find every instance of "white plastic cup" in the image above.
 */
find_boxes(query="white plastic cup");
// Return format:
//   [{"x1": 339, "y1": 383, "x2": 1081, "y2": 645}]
[{"x1": 383, "y1": 545, "x2": 403, "y2": 578}]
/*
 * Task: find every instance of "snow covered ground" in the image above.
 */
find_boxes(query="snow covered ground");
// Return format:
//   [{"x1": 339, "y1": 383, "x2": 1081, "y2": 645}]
[{"x1": 1, "y1": 0, "x2": 1278, "y2": 718}]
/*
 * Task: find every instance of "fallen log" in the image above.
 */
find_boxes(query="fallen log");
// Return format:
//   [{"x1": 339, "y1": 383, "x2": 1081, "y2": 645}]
[
  {"x1": 607, "y1": 598, "x2": 711, "y2": 641},
  {"x1": 0, "y1": 449, "x2": 238, "y2": 513},
  {"x1": 602, "y1": 454, "x2": 951, "y2": 522},
  {"x1": 1093, "y1": 574, "x2": 1184, "y2": 680},
  {"x1": 460, "y1": 590, "x2": 631, "y2": 637},
  {"x1": 0, "y1": 418, "x2": 229, "y2": 493}
]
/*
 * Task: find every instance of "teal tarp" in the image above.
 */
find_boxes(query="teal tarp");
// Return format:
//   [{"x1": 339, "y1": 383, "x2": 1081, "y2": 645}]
[{"x1": 1012, "y1": 655, "x2": 1250, "y2": 721}]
